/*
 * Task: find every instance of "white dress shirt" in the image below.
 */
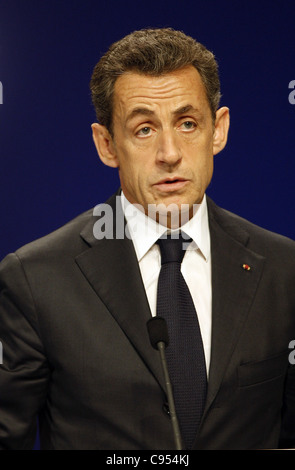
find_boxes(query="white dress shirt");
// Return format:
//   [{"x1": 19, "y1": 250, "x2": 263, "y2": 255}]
[{"x1": 121, "y1": 192, "x2": 212, "y2": 374}]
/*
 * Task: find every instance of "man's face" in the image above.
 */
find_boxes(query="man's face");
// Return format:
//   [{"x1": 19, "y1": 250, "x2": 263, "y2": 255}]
[{"x1": 92, "y1": 65, "x2": 229, "y2": 225}]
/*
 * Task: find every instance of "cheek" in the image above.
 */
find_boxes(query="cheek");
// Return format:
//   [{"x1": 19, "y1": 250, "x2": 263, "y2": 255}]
[
  {"x1": 189, "y1": 149, "x2": 214, "y2": 189},
  {"x1": 191, "y1": 147, "x2": 213, "y2": 171},
  {"x1": 203, "y1": 157, "x2": 214, "y2": 183},
  {"x1": 120, "y1": 148, "x2": 151, "y2": 183},
  {"x1": 118, "y1": 159, "x2": 142, "y2": 195}
]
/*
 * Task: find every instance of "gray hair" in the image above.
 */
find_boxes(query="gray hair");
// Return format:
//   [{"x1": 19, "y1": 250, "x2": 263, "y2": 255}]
[{"x1": 90, "y1": 28, "x2": 221, "y2": 134}]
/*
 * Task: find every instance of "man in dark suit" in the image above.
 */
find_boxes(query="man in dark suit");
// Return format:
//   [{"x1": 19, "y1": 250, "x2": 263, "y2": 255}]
[{"x1": 0, "y1": 28, "x2": 295, "y2": 450}]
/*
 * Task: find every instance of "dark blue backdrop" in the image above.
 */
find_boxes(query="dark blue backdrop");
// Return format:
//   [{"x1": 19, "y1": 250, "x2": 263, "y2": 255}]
[{"x1": 0, "y1": 0, "x2": 294, "y2": 449}]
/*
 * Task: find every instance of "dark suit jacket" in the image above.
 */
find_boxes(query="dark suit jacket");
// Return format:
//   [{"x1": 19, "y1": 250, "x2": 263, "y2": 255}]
[{"x1": 0, "y1": 192, "x2": 295, "y2": 450}]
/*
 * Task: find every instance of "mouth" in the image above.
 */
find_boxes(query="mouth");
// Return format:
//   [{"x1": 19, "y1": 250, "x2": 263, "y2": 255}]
[{"x1": 153, "y1": 177, "x2": 189, "y2": 193}]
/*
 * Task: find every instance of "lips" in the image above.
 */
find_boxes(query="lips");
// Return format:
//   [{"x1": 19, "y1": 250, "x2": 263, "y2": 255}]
[{"x1": 154, "y1": 177, "x2": 189, "y2": 193}]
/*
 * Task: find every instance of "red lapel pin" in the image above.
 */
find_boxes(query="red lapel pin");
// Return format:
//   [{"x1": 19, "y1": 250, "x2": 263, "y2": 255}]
[{"x1": 242, "y1": 264, "x2": 251, "y2": 271}]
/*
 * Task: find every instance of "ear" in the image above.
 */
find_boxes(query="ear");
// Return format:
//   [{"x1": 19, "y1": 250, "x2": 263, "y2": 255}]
[
  {"x1": 91, "y1": 123, "x2": 119, "y2": 168},
  {"x1": 213, "y1": 107, "x2": 230, "y2": 156}
]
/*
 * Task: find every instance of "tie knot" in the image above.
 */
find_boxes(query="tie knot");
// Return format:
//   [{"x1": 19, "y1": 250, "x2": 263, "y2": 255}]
[{"x1": 157, "y1": 233, "x2": 191, "y2": 265}]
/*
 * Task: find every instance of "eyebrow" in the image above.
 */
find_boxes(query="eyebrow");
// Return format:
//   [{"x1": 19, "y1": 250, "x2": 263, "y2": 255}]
[
  {"x1": 172, "y1": 104, "x2": 201, "y2": 116},
  {"x1": 126, "y1": 104, "x2": 202, "y2": 123},
  {"x1": 125, "y1": 107, "x2": 155, "y2": 123}
]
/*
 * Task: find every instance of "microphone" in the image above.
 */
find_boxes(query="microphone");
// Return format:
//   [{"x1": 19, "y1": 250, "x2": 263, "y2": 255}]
[{"x1": 146, "y1": 316, "x2": 184, "y2": 450}]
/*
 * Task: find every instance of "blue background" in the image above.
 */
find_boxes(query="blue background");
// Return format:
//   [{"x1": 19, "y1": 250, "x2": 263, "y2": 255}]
[{"x1": 0, "y1": 0, "x2": 294, "y2": 449}]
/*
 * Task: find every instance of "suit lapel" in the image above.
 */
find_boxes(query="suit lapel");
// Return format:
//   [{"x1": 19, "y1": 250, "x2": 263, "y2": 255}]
[
  {"x1": 203, "y1": 199, "x2": 265, "y2": 414},
  {"x1": 75, "y1": 193, "x2": 167, "y2": 393},
  {"x1": 75, "y1": 193, "x2": 267, "y2": 429}
]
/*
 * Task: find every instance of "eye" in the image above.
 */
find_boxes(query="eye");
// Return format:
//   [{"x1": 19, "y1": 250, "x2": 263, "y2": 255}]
[
  {"x1": 179, "y1": 121, "x2": 197, "y2": 131},
  {"x1": 137, "y1": 126, "x2": 152, "y2": 137}
]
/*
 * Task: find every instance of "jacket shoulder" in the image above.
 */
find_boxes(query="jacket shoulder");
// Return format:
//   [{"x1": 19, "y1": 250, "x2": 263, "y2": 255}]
[
  {"x1": 1, "y1": 191, "x2": 120, "y2": 266},
  {"x1": 5, "y1": 208, "x2": 94, "y2": 265},
  {"x1": 207, "y1": 197, "x2": 295, "y2": 257}
]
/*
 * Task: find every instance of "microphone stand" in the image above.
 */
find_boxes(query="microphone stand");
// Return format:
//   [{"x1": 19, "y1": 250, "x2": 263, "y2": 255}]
[
  {"x1": 147, "y1": 316, "x2": 184, "y2": 450},
  {"x1": 156, "y1": 340, "x2": 184, "y2": 450}
]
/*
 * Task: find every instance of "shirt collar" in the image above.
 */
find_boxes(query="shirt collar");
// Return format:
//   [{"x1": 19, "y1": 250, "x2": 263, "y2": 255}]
[{"x1": 121, "y1": 191, "x2": 210, "y2": 262}]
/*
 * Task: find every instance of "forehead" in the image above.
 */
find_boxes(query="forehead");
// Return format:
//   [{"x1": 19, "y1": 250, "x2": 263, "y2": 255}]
[{"x1": 112, "y1": 66, "x2": 210, "y2": 118}]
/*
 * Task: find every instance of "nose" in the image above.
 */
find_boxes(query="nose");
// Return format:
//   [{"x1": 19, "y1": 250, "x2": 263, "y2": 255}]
[{"x1": 156, "y1": 130, "x2": 181, "y2": 167}]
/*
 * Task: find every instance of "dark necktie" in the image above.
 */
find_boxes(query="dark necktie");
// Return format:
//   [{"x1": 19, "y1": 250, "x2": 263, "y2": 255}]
[{"x1": 156, "y1": 233, "x2": 207, "y2": 449}]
